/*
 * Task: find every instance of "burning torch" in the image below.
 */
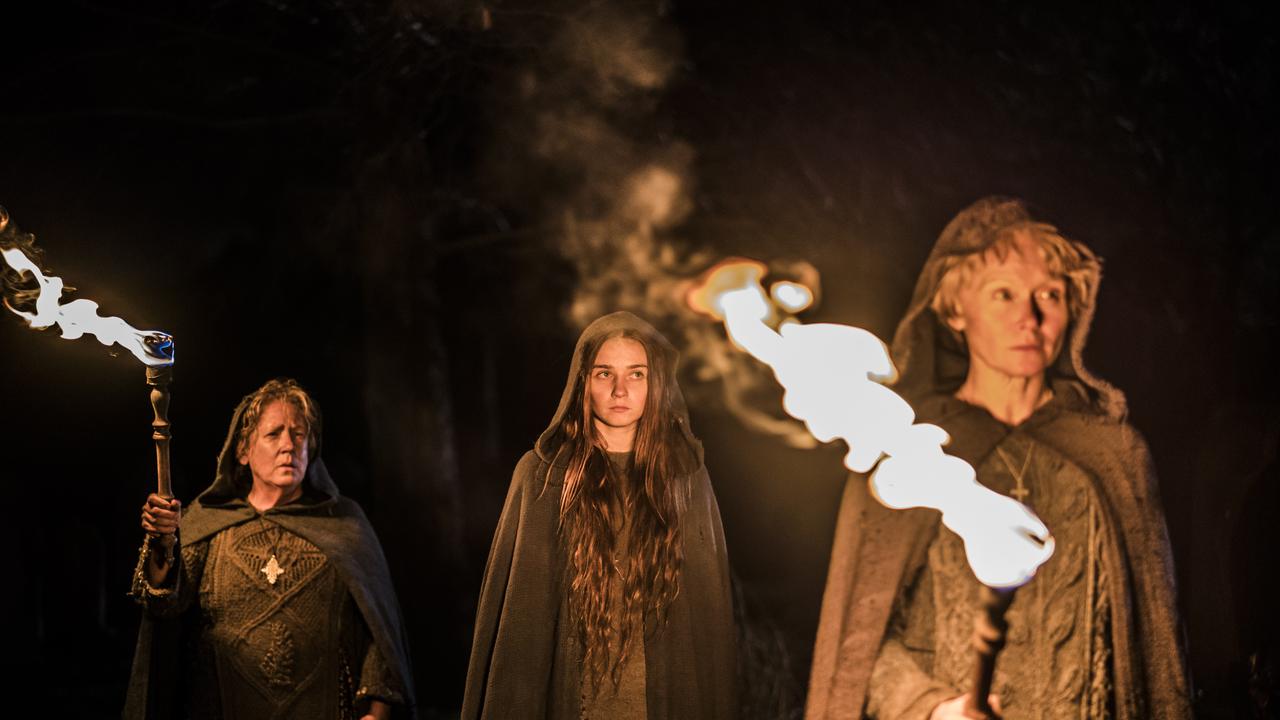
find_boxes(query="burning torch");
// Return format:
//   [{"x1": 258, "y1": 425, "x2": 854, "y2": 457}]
[
  {"x1": 687, "y1": 258, "x2": 1053, "y2": 718},
  {"x1": 144, "y1": 336, "x2": 176, "y2": 562},
  {"x1": 1, "y1": 206, "x2": 176, "y2": 558}
]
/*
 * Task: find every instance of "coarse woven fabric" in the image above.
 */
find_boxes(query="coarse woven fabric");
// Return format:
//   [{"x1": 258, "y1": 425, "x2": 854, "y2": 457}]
[
  {"x1": 805, "y1": 197, "x2": 1191, "y2": 720},
  {"x1": 134, "y1": 520, "x2": 397, "y2": 719},
  {"x1": 123, "y1": 389, "x2": 417, "y2": 720},
  {"x1": 867, "y1": 403, "x2": 1119, "y2": 719},
  {"x1": 461, "y1": 311, "x2": 736, "y2": 720}
]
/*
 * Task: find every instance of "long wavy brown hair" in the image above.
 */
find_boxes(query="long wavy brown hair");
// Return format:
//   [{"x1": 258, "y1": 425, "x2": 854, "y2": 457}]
[{"x1": 546, "y1": 328, "x2": 690, "y2": 693}]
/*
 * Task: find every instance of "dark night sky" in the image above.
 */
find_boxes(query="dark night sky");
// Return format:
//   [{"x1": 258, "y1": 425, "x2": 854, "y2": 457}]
[{"x1": 2, "y1": 2, "x2": 1277, "y2": 717}]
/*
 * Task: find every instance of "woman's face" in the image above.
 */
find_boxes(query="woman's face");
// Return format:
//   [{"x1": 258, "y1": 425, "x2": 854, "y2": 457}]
[
  {"x1": 588, "y1": 336, "x2": 649, "y2": 437},
  {"x1": 946, "y1": 232, "x2": 1069, "y2": 381},
  {"x1": 238, "y1": 399, "x2": 310, "y2": 494}
]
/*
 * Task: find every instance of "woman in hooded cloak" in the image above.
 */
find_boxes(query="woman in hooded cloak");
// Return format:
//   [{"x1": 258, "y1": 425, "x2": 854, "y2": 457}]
[
  {"x1": 806, "y1": 198, "x2": 1191, "y2": 720},
  {"x1": 462, "y1": 311, "x2": 735, "y2": 720}
]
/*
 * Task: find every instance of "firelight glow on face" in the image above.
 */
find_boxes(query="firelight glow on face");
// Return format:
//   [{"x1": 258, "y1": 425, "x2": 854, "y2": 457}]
[
  {"x1": 240, "y1": 399, "x2": 310, "y2": 494},
  {"x1": 588, "y1": 336, "x2": 649, "y2": 443},
  {"x1": 945, "y1": 231, "x2": 1069, "y2": 382}
]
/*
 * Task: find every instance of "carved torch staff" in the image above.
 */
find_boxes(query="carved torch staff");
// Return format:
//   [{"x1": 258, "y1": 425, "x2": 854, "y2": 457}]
[{"x1": 144, "y1": 335, "x2": 176, "y2": 560}]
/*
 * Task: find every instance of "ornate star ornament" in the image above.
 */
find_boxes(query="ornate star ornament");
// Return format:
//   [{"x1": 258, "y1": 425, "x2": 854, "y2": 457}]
[{"x1": 261, "y1": 554, "x2": 285, "y2": 585}]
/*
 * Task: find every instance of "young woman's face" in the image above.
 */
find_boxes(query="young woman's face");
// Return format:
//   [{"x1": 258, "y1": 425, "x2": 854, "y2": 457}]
[
  {"x1": 947, "y1": 232, "x2": 1070, "y2": 381},
  {"x1": 588, "y1": 336, "x2": 649, "y2": 437}
]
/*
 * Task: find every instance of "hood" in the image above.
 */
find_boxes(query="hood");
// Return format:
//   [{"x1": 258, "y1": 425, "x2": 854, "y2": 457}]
[
  {"x1": 889, "y1": 196, "x2": 1126, "y2": 419},
  {"x1": 534, "y1": 311, "x2": 704, "y2": 473},
  {"x1": 194, "y1": 389, "x2": 340, "y2": 510}
]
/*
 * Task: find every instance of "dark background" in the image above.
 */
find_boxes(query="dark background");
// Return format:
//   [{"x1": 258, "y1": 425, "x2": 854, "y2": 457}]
[{"x1": 2, "y1": 1, "x2": 1276, "y2": 717}]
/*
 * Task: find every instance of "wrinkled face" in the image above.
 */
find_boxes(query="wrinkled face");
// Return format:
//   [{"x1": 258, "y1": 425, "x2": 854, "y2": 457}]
[
  {"x1": 588, "y1": 337, "x2": 649, "y2": 435},
  {"x1": 947, "y1": 232, "x2": 1069, "y2": 381},
  {"x1": 239, "y1": 399, "x2": 310, "y2": 494}
]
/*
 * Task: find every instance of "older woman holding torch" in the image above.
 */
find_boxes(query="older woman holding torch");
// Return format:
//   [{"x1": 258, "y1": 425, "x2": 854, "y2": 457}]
[
  {"x1": 126, "y1": 378, "x2": 415, "y2": 720},
  {"x1": 806, "y1": 197, "x2": 1191, "y2": 719}
]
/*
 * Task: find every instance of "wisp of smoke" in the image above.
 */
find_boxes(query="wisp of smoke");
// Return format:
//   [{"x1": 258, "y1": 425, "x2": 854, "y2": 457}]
[{"x1": 505, "y1": 3, "x2": 821, "y2": 447}]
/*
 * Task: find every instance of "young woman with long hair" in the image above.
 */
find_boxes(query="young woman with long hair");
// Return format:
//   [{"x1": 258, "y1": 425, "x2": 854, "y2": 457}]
[{"x1": 463, "y1": 311, "x2": 735, "y2": 720}]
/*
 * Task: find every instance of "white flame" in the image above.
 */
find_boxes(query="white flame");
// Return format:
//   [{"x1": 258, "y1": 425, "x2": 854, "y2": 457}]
[
  {"x1": 2, "y1": 247, "x2": 173, "y2": 367},
  {"x1": 690, "y1": 260, "x2": 1053, "y2": 589},
  {"x1": 770, "y1": 281, "x2": 814, "y2": 313}
]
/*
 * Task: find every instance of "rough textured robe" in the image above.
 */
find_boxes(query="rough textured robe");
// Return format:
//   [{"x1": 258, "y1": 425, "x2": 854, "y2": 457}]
[
  {"x1": 462, "y1": 311, "x2": 736, "y2": 720},
  {"x1": 131, "y1": 516, "x2": 401, "y2": 719},
  {"x1": 805, "y1": 197, "x2": 1191, "y2": 720},
  {"x1": 124, "y1": 396, "x2": 416, "y2": 720}
]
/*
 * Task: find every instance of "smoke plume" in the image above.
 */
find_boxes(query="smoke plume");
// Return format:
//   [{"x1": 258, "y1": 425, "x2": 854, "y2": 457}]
[{"x1": 486, "y1": 1, "x2": 818, "y2": 448}]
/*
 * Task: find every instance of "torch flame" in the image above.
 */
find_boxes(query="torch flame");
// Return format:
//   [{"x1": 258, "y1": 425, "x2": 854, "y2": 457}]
[
  {"x1": 688, "y1": 259, "x2": 1054, "y2": 589},
  {"x1": 770, "y1": 281, "x2": 814, "y2": 313},
  {"x1": 2, "y1": 246, "x2": 174, "y2": 366}
]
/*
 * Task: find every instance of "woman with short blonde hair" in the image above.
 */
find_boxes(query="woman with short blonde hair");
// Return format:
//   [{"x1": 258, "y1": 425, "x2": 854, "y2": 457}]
[{"x1": 808, "y1": 197, "x2": 1190, "y2": 720}]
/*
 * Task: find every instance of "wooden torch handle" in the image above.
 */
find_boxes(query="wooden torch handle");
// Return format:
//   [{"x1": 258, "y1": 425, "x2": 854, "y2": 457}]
[{"x1": 146, "y1": 365, "x2": 174, "y2": 562}]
